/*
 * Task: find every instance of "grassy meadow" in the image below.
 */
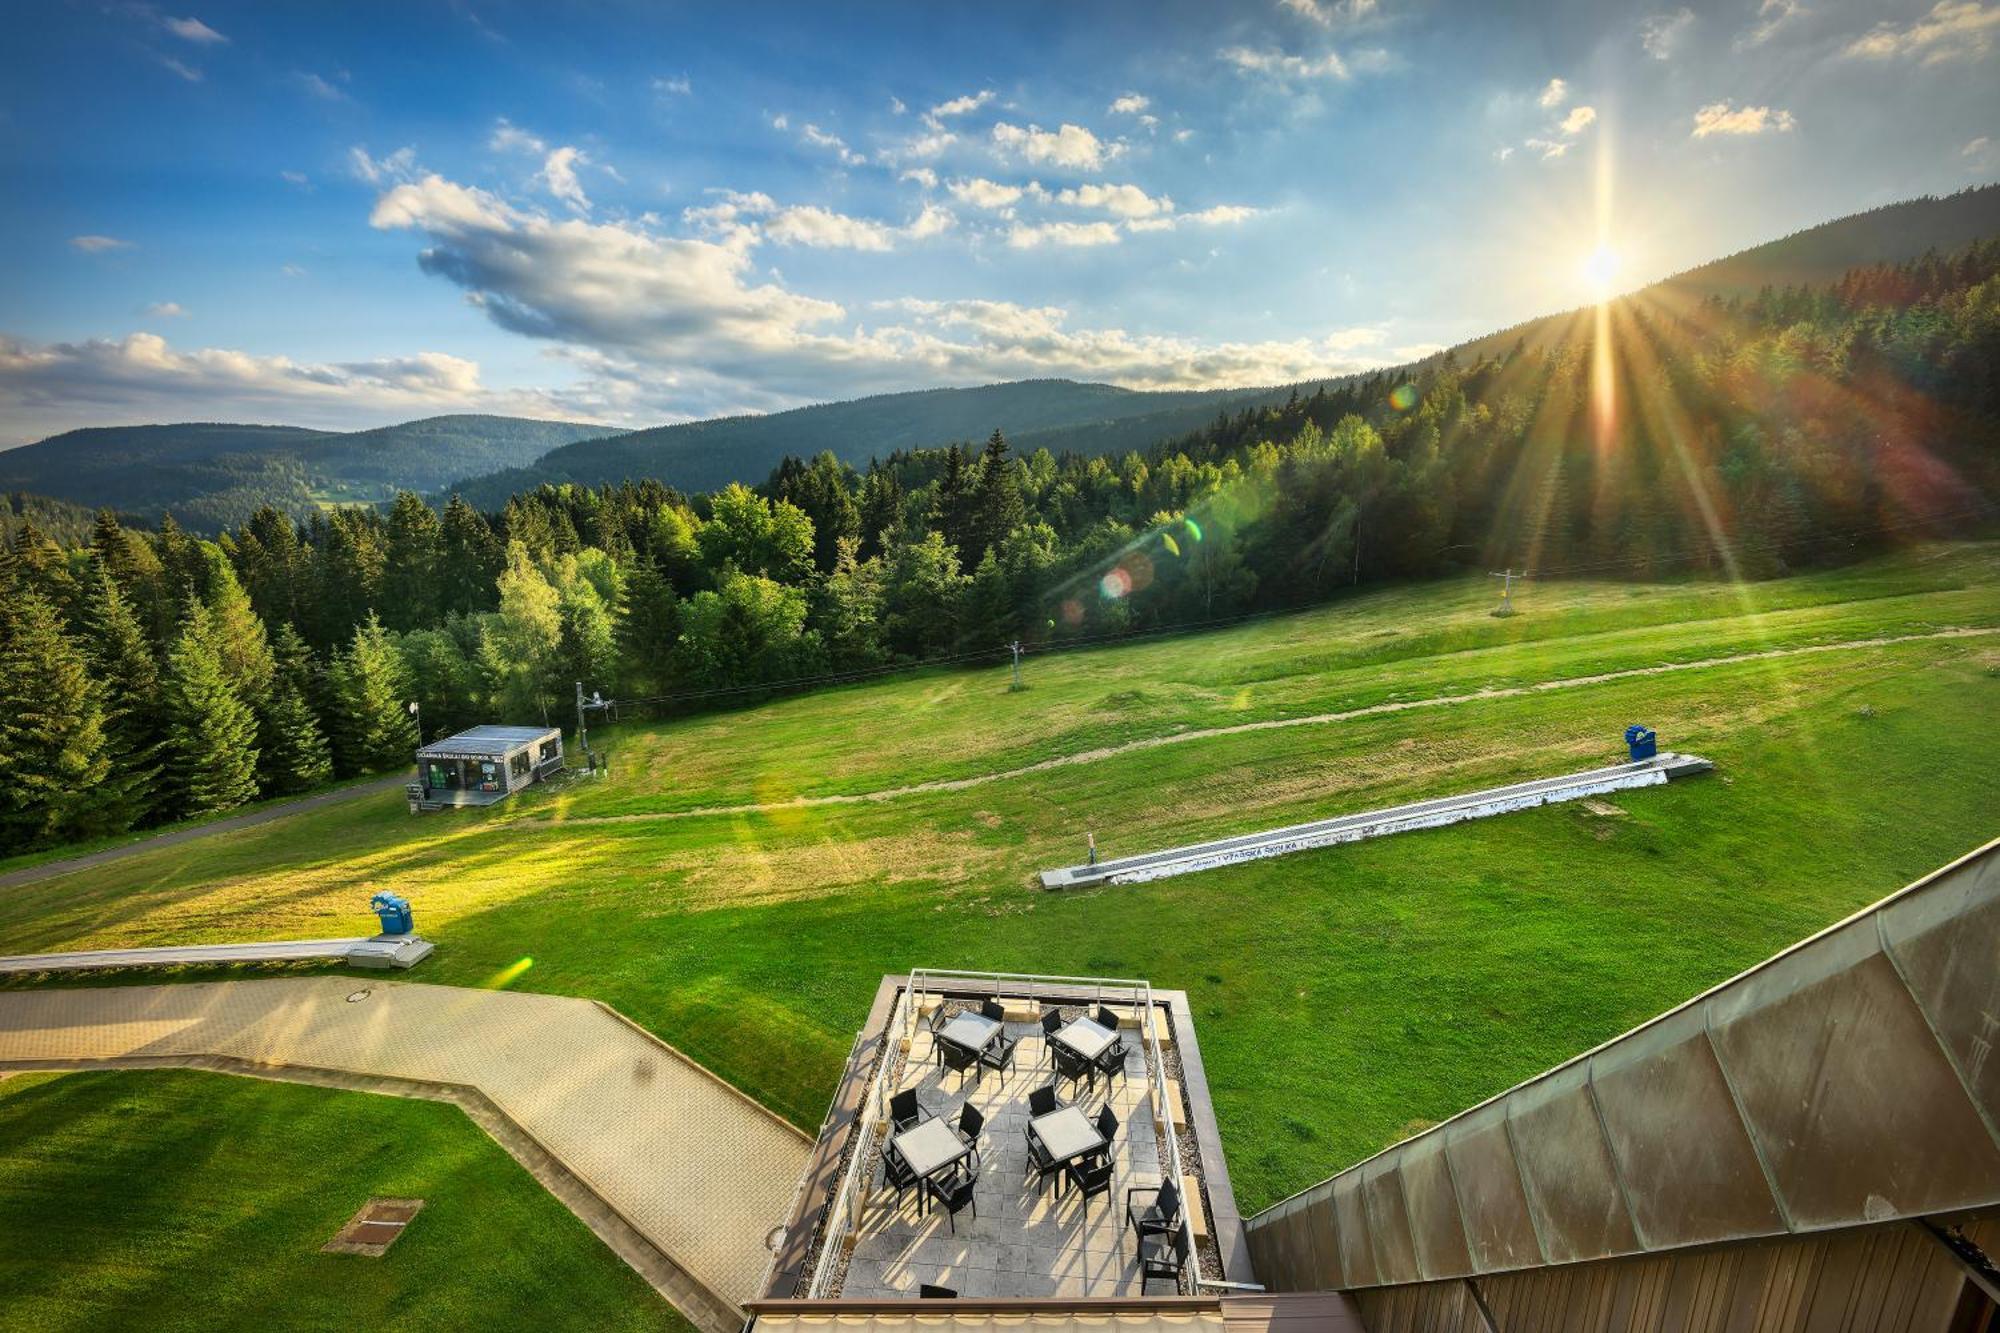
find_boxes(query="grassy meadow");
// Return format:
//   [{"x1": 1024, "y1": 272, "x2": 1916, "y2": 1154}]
[
  {"x1": 1, "y1": 543, "x2": 1997, "y2": 1322},
  {"x1": 0, "y1": 1070, "x2": 677, "y2": 1332}
]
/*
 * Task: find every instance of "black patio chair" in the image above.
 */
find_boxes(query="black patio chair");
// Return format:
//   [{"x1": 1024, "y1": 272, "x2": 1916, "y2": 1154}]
[
  {"x1": 926, "y1": 1172, "x2": 978, "y2": 1234},
  {"x1": 1140, "y1": 1227, "x2": 1192, "y2": 1295},
  {"x1": 880, "y1": 1142, "x2": 921, "y2": 1213},
  {"x1": 1125, "y1": 1178, "x2": 1182, "y2": 1240},
  {"x1": 919, "y1": 1284, "x2": 957, "y2": 1299},
  {"x1": 1066, "y1": 1155, "x2": 1114, "y2": 1213},
  {"x1": 980, "y1": 998, "x2": 1005, "y2": 1023},
  {"x1": 890, "y1": 1088, "x2": 923, "y2": 1134},
  {"x1": 1028, "y1": 1083, "x2": 1062, "y2": 1118},
  {"x1": 1039, "y1": 1009, "x2": 1064, "y2": 1064},
  {"x1": 1052, "y1": 1043, "x2": 1095, "y2": 1096},
  {"x1": 980, "y1": 1028, "x2": 1019, "y2": 1078},
  {"x1": 955, "y1": 1103, "x2": 985, "y2": 1162},
  {"x1": 1094, "y1": 1037, "x2": 1128, "y2": 1091},
  {"x1": 940, "y1": 1039, "x2": 981, "y2": 1087},
  {"x1": 1095, "y1": 1005, "x2": 1130, "y2": 1058}
]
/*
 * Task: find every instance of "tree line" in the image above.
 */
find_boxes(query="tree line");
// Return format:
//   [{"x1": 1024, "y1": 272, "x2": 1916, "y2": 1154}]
[{"x1": 2, "y1": 239, "x2": 1995, "y2": 855}]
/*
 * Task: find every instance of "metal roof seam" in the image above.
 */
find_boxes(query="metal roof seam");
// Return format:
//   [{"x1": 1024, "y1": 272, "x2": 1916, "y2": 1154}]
[
  {"x1": 1698, "y1": 1002, "x2": 1795, "y2": 1236},
  {"x1": 1875, "y1": 906, "x2": 2000, "y2": 1158},
  {"x1": 1581, "y1": 1058, "x2": 1647, "y2": 1255},
  {"x1": 1496, "y1": 1094, "x2": 1555, "y2": 1269}
]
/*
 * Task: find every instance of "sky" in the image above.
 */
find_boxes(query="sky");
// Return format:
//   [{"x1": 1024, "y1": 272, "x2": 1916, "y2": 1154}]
[{"x1": 0, "y1": 0, "x2": 1995, "y2": 444}]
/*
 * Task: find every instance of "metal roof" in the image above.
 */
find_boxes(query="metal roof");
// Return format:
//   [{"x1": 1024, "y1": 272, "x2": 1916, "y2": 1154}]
[
  {"x1": 1244, "y1": 835, "x2": 2000, "y2": 1292},
  {"x1": 416, "y1": 725, "x2": 559, "y2": 757}
]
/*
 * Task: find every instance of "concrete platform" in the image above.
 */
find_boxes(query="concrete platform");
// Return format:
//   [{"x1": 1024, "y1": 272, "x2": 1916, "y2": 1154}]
[
  {"x1": 1041, "y1": 752, "x2": 1713, "y2": 888},
  {"x1": 0, "y1": 933, "x2": 435, "y2": 975}
]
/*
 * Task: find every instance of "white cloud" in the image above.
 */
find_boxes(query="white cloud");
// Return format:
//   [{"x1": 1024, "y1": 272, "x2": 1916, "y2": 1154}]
[
  {"x1": 70, "y1": 235, "x2": 134, "y2": 254},
  {"x1": 142, "y1": 302, "x2": 188, "y2": 318},
  {"x1": 1845, "y1": 1, "x2": 2000, "y2": 62},
  {"x1": 1691, "y1": 101, "x2": 1797, "y2": 136},
  {"x1": 765, "y1": 204, "x2": 953, "y2": 251},
  {"x1": 653, "y1": 74, "x2": 692, "y2": 96},
  {"x1": 1496, "y1": 145, "x2": 1516, "y2": 161},
  {"x1": 1109, "y1": 93, "x2": 1150, "y2": 115},
  {"x1": 1278, "y1": 0, "x2": 1379, "y2": 24},
  {"x1": 281, "y1": 263, "x2": 307, "y2": 278},
  {"x1": 1184, "y1": 204, "x2": 1259, "y2": 225},
  {"x1": 1965, "y1": 135, "x2": 1992, "y2": 155},
  {"x1": 1560, "y1": 105, "x2": 1597, "y2": 134},
  {"x1": 991, "y1": 122, "x2": 1121, "y2": 170},
  {"x1": 1641, "y1": 8, "x2": 1695, "y2": 58},
  {"x1": 1219, "y1": 46, "x2": 1350, "y2": 80},
  {"x1": 799, "y1": 122, "x2": 867, "y2": 166},
  {"x1": 348, "y1": 145, "x2": 418, "y2": 184},
  {"x1": 163, "y1": 15, "x2": 226, "y2": 43},
  {"x1": 948, "y1": 177, "x2": 1039, "y2": 209},
  {"x1": 1055, "y1": 182, "x2": 1174, "y2": 219},
  {"x1": 1006, "y1": 220, "x2": 1122, "y2": 248},
  {"x1": 905, "y1": 203, "x2": 956, "y2": 240},
  {"x1": 1173, "y1": 128, "x2": 1195, "y2": 143},
  {"x1": 538, "y1": 146, "x2": 592, "y2": 212},
  {"x1": 358, "y1": 168, "x2": 1412, "y2": 422},
  {"x1": 1524, "y1": 137, "x2": 1571, "y2": 159},
  {"x1": 1738, "y1": 0, "x2": 1808, "y2": 49},
  {"x1": 489, "y1": 118, "x2": 546, "y2": 154},
  {"x1": 924, "y1": 90, "x2": 994, "y2": 129},
  {"x1": 280, "y1": 169, "x2": 310, "y2": 187},
  {"x1": 295, "y1": 71, "x2": 345, "y2": 101},
  {"x1": 1538, "y1": 77, "x2": 1568, "y2": 108},
  {"x1": 900, "y1": 167, "x2": 939, "y2": 189},
  {"x1": 0, "y1": 332, "x2": 512, "y2": 443},
  {"x1": 889, "y1": 96, "x2": 907, "y2": 115},
  {"x1": 885, "y1": 130, "x2": 957, "y2": 162},
  {"x1": 158, "y1": 55, "x2": 201, "y2": 82}
]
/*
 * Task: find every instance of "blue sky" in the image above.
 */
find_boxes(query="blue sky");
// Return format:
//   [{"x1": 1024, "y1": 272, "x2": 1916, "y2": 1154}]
[{"x1": 0, "y1": 0, "x2": 1994, "y2": 443}]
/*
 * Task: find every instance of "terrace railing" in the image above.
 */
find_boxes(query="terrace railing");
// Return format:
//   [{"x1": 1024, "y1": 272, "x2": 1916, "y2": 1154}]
[{"x1": 805, "y1": 985, "x2": 910, "y2": 1298}]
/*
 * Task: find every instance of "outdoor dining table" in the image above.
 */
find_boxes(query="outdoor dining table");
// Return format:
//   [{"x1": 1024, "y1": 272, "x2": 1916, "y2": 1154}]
[
  {"x1": 1028, "y1": 1103, "x2": 1106, "y2": 1169},
  {"x1": 1051, "y1": 1015, "x2": 1118, "y2": 1063},
  {"x1": 937, "y1": 1010, "x2": 1002, "y2": 1056},
  {"x1": 892, "y1": 1116, "x2": 971, "y2": 1212}
]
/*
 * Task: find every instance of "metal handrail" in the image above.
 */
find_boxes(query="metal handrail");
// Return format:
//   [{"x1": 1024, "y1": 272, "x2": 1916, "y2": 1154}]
[{"x1": 806, "y1": 987, "x2": 909, "y2": 1297}]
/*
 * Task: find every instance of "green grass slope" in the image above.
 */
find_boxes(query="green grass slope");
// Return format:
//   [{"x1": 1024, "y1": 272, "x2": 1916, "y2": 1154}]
[
  {"x1": 0, "y1": 1069, "x2": 679, "y2": 1332},
  {"x1": 1, "y1": 545, "x2": 1995, "y2": 1224}
]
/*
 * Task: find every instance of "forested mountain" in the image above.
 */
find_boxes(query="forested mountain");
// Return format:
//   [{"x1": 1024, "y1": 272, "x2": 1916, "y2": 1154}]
[
  {"x1": 444, "y1": 378, "x2": 1298, "y2": 507},
  {"x1": 1454, "y1": 184, "x2": 2000, "y2": 365},
  {"x1": 0, "y1": 415, "x2": 618, "y2": 530},
  {"x1": 2, "y1": 493, "x2": 137, "y2": 550},
  {"x1": 3, "y1": 226, "x2": 1995, "y2": 856}
]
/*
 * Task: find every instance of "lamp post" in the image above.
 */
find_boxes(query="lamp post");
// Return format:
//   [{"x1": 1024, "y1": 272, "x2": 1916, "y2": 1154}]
[{"x1": 407, "y1": 700, "x2": 421, "y2": 742}]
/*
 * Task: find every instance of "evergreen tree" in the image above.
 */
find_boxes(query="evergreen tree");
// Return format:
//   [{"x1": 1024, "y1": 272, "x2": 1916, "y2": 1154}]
[
  {"x1": 162, "y1": 600, "x2": 261, "y2": 817},
  {"x1": 967, "y1": 429, "x2": 1027, "y2": 563},
  {"x1": 0, "y1": 586, "x2": 118, "y2": 850},
  {"x1": 82, "y1": 561, "x2": 167, "y2": 829},
  {"x1": 439, "y1": 494, "x2": 505, "y2": 616},
  {"x1": 328, "y1": 613, "x2": 418, "y2": 775},
  {"x1": 615, "y1": 560, "x2": 680, "y2": 695},
  {"x1": 381, "y1": 491, "x2": 444, "y2": 630},
  {"x1": 260, "y1": 624, "x2": 333, "y2": 792}
]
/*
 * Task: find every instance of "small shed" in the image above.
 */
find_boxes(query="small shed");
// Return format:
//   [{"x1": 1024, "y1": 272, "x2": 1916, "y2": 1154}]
[{"x1": 412, "y1": 725, "x2": 564, "y2": 810}]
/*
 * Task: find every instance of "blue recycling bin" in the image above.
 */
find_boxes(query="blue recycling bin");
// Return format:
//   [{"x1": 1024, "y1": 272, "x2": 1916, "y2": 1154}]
[
  {"x1": 370, "y1": 892, "x2": 414, "y2": 937},
  {"x1": 1625, "y1": 725, "x2": 1657, "y2": 761}
]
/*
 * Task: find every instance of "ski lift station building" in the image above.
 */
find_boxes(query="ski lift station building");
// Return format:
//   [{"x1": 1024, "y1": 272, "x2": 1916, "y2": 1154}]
[{"x1": 411, "y1": 724, "x2": 564, "y2": 810}]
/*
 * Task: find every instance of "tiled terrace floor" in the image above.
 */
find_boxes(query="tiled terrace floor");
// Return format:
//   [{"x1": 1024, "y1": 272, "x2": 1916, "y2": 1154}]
[{"x1": 839, "y1": 1013, "x2": 1169, "y2": 1300}]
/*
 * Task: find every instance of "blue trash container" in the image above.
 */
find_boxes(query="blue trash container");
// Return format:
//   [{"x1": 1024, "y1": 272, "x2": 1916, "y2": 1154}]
[
  {"x1": 370, "y1": 891, "x2": 414, "y2": 936},
  {"x1": 1625, "y1": 725, "x2": 1657, "y2": 761}
]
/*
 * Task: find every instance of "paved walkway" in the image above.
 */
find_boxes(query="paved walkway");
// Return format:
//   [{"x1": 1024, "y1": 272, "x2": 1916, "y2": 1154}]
[
  {"x1": 0, "y1": 977, "x2": 810, "y2": 1331},
  {"x1": 0, "y1": 773, "x2": 411, "y2": 891}
]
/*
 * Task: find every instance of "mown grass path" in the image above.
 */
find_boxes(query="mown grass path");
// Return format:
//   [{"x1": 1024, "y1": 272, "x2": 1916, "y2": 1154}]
[{"x1": 542, "y1": 625, "x2": 1997, "y2": 825}]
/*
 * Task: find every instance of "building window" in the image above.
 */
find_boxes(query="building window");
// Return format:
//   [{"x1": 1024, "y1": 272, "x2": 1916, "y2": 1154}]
[
  {"x1": 509, "y1": 750, "x2": 531, "y2": 781},
  {"x1": 476, "y1": 760, "x2": 500, "y2": 792},
  {"x1": 539, "y1": 739, "x2": 560, "y2": 764}
]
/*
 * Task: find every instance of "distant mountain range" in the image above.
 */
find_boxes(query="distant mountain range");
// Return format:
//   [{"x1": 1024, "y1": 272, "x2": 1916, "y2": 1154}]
[
  {"x1": 0, "y1": 415, "x2": 618, "y2": 530},
  {"x1": 6, "y1": 184, "x2": 1994, "y2": 530}
]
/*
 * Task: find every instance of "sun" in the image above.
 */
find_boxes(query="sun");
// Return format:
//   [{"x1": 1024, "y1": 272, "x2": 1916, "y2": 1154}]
[{"x1": 1582, "y1": 243, "x2": 1622, "y2": 299}]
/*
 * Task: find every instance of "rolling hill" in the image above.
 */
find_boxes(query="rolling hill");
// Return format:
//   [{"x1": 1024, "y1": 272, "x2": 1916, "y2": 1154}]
[
  {"x1": 0, "y1": 415, "x2": 619, "y2": 530},
  {"x1": 441, "y1": 378, "x2": 1307, "y2": 508}
]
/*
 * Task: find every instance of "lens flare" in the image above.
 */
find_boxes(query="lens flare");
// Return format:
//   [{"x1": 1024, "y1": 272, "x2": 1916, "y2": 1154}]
[
  {"x1": 1161, "y1": 532, "x2": 1181, "y2": 558},
  {"x1": 1389, "y1": 383, "x2": 1418, "y2": 411},
  {"x1": 485, "y1": 956, "x2": 534, "y2": 989},
  {"x1": 1099, "y1": 567, "x2": 1132, "y2": 600},
  {"x1": 1060, "y1": 598, "x2": 1085, "y2": 626},
  {"x1": 1183, "y1": 518, "x2": 1204, "y2": 543}
]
